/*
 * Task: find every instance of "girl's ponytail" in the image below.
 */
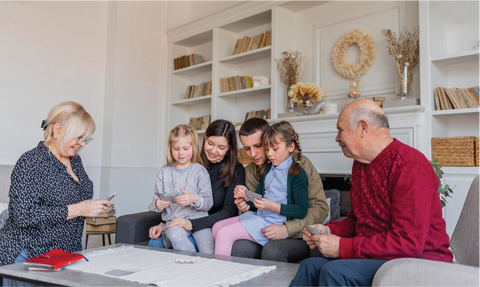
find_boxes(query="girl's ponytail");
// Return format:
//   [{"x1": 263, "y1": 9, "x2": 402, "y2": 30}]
[{"x1": 289, "y1": 133, "x2": 302, "y2": 176}]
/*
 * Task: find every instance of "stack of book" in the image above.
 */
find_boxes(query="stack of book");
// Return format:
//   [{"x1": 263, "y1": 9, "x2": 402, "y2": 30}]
[
  {"x1": 433, "y1": 86, "x2": 479, "y2": 110},
  {"x1": 184, "y1": 81, "x2": 212, "y2": 99},
  {"x1": 232, "y1": 30, "x2": 272, "y2": 55},
  {"x1": 219, "y1": 76, "x2": 253, "y2": 93},
  {"x1": 86, "y1": 205, "x2": 116, "y2": 233},
  {"x1": 173, "y1": 54, "x2": 204, "y2": 70},
  {"x1": 367, "y1": 96, "x2": 387, "y2": 107},
  {"x1": 244, "y1": 108, "x2": 271, "y2": 121},
  {"x1": 189, "y1": 114, "x2": 211, "y2": 131}
]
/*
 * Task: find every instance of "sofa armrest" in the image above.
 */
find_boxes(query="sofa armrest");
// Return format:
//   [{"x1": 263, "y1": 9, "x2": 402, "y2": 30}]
[
  {"x1": 372, "y1": 258, "x2": 479, "y2": 287},
  {"x1": 115, "y1": 211, "x2": 161, "y2": 245}
]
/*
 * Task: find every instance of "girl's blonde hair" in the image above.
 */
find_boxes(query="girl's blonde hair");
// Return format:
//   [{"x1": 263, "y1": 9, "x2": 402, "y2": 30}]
[
  {"x1": 43, "y1": 101, "x2": 95, "y2": 156},
  {"x1": 262, "y1": 121, "x2": 302, "y2": 176},
  {"x1": 166, "y1": 124, "x2": 202, "y2": 166}
]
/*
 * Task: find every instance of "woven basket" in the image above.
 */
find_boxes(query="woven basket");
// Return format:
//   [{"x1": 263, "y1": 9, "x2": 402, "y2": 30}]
[
  {"x1": 476, "y1": 139, "x2": 479, "y2": 167},
  {"x1": 432, "y1": 137, "x2": 477, "y2": 167},
  {"x1": 238, "y1": 148, "x2": 252, "y2": 165}
]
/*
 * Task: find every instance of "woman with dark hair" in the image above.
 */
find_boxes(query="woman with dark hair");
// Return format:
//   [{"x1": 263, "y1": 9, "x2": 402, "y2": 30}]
[{"x1": 148, "y1": 119, "x2": 245, "y2": 250}]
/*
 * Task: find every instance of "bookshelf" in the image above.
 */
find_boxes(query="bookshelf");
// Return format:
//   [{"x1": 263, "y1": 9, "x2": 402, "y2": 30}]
[
  {"x1": 419, "y1": 0, "x2": 480, "y2": 236},
  {"x1": 166, "y1": 9, "x2": 274, "y2": 132},
  {"x1": 420, "y1": 0, "x2": 479, "y2": 149},
  {"x1": 169, "y1": 30, "x2": 213, "y2": 129}
]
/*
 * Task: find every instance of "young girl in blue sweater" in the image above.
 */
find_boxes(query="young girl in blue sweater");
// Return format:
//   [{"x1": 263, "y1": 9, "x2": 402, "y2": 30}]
[{"x1": 212, "y1": 121, "x2": 309, "y2": 256}]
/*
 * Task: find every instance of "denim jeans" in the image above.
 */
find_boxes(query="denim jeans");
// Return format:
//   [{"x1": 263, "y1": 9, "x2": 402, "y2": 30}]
[
  {"x1": 147, "y1": 235, "x2": 199, "y2": 252},
  {"x1": 3, "y1": 249, "x2": 40, "y2": 287}
]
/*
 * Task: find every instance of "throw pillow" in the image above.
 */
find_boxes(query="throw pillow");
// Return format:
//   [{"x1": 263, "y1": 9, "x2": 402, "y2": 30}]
[
  {"x1": 324, "y1": 189, "x2": 341, "y2": 220},
  {"x1": 321, "y1": 197, "x2": 331, "y2": 224}
]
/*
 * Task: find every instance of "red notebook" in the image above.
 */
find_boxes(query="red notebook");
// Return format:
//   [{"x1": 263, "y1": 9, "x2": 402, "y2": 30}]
[{"x1": 23, "y1": 248, "x2": 86, "y2": 271}]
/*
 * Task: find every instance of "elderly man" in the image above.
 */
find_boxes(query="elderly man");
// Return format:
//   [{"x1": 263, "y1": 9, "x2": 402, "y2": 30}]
[
  {"x1": 291, "y1": 99, "x2": 453, "y2": 286},
  {"x1": 231, "y1": 117, "x2": 329, "y2": 262}
]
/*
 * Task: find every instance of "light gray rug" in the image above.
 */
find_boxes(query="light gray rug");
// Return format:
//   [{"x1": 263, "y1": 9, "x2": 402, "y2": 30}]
[{"x1": 67, "y1": 246, "x2": 276, "y2": 287}]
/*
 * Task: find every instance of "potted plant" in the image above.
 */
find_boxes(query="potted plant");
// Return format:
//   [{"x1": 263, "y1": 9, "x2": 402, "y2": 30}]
[{"x1": 430, "y1": 158, "x2": 454, "y2": 207}]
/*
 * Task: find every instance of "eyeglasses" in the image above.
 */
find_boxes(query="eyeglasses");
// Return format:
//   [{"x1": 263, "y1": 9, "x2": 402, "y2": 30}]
[{"x1": 77, "y1": 136, "x2": 93, "y2": 145}]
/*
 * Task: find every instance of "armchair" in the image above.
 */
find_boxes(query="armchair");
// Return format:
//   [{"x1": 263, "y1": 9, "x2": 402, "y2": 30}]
[{"x1": 372, "y1": 175, "x2": 479, "y2": 286}]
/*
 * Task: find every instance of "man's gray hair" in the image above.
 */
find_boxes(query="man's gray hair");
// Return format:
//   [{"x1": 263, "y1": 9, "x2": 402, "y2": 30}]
[{"x1": 349, "y1": 107, "x2": 389, "y2": 130}]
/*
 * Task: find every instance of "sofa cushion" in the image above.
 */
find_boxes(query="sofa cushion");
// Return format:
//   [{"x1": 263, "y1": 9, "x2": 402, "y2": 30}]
[
  {"x1": 321, "y1": 198, "x2": 331, "y2": 224},
  {"x1": 324, "y1": 189, "x2": 340, "y2": 220}
]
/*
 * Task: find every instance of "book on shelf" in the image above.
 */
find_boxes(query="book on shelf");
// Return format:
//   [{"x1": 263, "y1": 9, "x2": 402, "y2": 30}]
[
  {"x1": 24, "y1": 248, "x2": 85, "y2": 271},
  {"x1": 86, "y1": 216, "x2": 116, "y2": 226},
  {"x1": 173, "y1": 54, "x2": 204, "y2": 70},
  {"x1": 189, "y1": 114, "x2": 211, "y2": 131},
  {"x1": 244, "y1": 108, "x2": 271, "y2": 121},
  {"x1": 434, "y1": 86, "x2": 480, "y2": 110},
  {"x1": 232, "y1": 30, "x2": 271, "y2": 55},
  {"x1": 219, "y1": 76, "x2": 254, "y2": 93},
  {"x1": 86, "y1": 223, "x2": 116, "y2": 233},
  {"x1": 367, "y1": 96, "x2": 386, "y2": 108},
  {"x1": 466, "y1": 88, "x2": 479, "y2": 105},
  {"x1": 184, "y1": 81, "x2": 212, "y2": 99}
]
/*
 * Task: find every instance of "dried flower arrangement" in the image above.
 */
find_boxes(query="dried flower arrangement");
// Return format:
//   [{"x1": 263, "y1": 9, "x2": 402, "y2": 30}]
[
  {"x1": 288, "y1": 82, "x2": 324, "y2": 109},
  {"x1": 331, "y1": 29, "x2": 376, "y2": 80},
  {"x1": 275, "y1": 50, "x2": 307, "y2": 103},
  {"x1": 382, "y1": 27, "x2": 420, "y2": 95}
]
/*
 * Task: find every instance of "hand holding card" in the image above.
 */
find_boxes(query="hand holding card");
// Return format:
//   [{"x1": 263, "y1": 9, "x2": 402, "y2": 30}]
[
  {"x1": 306, "y1": 225, "x2": 320, "y2": 235},
  {"x1": 244, "y1": 189, "x2": 262, "y2": 202}
]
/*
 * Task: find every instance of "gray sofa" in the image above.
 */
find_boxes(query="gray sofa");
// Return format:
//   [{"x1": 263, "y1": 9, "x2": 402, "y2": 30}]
[
  {"x1": 115, "y1": 189, "x2": 347, "y2": 246},
  {"x1": 0, "y1": 166, "x2": 13, "y2": 228},
  {"x1": 372, "y1": 175, "x2": 479, "y2": 287}
]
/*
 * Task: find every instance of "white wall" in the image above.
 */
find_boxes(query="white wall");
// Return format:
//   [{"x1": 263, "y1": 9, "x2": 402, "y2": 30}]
[{"x1": 0, "y1": 1, "x2": 167, "y2": 216}]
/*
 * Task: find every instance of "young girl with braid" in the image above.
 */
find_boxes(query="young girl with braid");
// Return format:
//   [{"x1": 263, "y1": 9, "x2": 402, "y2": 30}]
[
  {"x1": 212, "y1": 121, "x2": 309, "y2": 256},
  {"x1": 150, "y1": 124, "x2": 214, "y2": 254}
]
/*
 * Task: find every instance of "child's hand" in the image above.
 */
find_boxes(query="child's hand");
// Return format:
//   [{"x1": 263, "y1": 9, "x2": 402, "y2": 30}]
[
  {"x1": 234, "y1": 185, "x2": 247, "y2": 199},
  {"x1": 149, "y1": 222, "x2": 165, "y2": 239},
  {"x1": 155, "y1": 198, "x2": 172, "y2": 210},
  {"x1": 174, "y1": 188, "x2": 198, "y2": 206},
  {"x1": 253, "y1": 198, "x2": 280, "y2": 213}
]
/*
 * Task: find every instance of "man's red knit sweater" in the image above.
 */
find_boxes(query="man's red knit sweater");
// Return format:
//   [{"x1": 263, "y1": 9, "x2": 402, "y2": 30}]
[{"x1": 328, "y1": 139, "x2": 453, "y2": 262}]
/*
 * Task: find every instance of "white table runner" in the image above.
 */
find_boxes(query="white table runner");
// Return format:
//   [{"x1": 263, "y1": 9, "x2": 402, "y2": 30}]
[{"x1": 67, "y1": 246, "x2": 276, "y2": 287}]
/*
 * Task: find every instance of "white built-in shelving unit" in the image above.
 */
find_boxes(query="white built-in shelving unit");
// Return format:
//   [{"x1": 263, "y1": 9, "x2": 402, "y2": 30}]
[{"x1": 420, "y1": 0, "x2": 480, "y2": 236}]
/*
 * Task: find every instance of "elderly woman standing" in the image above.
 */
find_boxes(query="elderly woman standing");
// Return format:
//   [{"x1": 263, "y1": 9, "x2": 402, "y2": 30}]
[{"x1": 0, "y1": 101, "x2": 110, "y2": 272}]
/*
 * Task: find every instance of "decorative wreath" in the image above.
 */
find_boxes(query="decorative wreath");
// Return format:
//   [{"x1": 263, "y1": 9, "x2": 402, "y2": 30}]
[{"x1": 331, "y1": 29, "x2": 376, "y2": 80}]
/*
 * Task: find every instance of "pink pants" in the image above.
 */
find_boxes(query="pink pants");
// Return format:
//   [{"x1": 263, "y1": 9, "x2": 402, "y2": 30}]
[{"x1": 212, "y1": 216, "x2": 256, "y2": 256}]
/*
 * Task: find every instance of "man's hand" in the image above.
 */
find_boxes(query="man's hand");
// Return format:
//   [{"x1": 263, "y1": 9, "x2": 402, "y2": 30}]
[
  {"x1": 261, "y1": 224, "x2": 288, "y2": 240},
  {"x1": 174, "y1": 188, "x2": 197, "y2": 206},
  {"x1": 303, "y1": 224, "x2": 330, "y2": 249},
  {"x1": 234, "y1": 197, "x2": 250, "y2": 212},
  {"x1": 149, "y1": 222, "x2": 165, "y2": 239},
  {"x1": 168, "y1": 217, "x2": 193, "y2": 231},
  {"x1": 313, "y1": 234, "x2": 340, "y2": 258}
]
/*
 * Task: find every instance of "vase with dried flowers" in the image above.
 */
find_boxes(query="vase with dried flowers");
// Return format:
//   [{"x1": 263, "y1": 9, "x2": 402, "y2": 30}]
[
  {"x1": 275, "y1": 50, "x2": 307, "y2": 109},
  {"x1": 382, "y1": 27, "x2": 420, "y2": 99},
  {"x1": 288, "y1": 82, "x2": 324, "y2": 115}
]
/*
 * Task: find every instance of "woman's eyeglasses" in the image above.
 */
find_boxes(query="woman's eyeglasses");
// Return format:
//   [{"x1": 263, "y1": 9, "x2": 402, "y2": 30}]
[{"x1": 77, "y1": 136, "x2": 93, "y2": 145}]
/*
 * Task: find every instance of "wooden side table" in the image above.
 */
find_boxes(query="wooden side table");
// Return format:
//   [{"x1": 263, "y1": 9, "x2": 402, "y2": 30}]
[{"x1": 85, "y1": 206, "x2": 116, "y2": 249}]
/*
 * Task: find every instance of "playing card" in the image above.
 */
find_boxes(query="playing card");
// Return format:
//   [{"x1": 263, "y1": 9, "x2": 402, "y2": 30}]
[
  {"x1": 306, "y1": 225, "x2": 320, "y2": 235},
  {"x1": 244, "y1": 189, "x2": 262, "y2": 202},
  {"x1": 155, "y1": 188, "x2": 182, "y2": 202}
]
